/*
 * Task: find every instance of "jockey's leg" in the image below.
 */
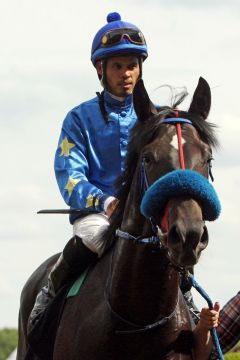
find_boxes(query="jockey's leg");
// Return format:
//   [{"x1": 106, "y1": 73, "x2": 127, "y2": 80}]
[
  {"x1": 72, "y1": 212, "x2": 109, "y2": 258},
  {"x1": 28, "y1": 213, "x2": 109, "y2": 331}
]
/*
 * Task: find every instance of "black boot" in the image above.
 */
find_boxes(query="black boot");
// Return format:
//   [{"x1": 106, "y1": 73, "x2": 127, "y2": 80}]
[
  {"x1": 63, "y1": 235, "x2": 98, "y2": 273},
  {"x1": 28, "y1": 236, "x2": 98, "y2": 330}
]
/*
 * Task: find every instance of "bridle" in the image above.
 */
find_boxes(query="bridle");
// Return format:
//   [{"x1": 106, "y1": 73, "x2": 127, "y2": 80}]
[
  {"x1": 110, "y1": 115, "x2": 198, "y2": 334},
  {"x1": 116, "y1": 114, "x2": 194, "y2": 242},
  {"x1": 107, "y1": 115, "x2": 220, "y2": 339}
]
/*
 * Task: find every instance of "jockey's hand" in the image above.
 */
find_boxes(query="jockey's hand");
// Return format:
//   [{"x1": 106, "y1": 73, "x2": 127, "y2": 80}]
[
  {"x1": 106, "y1": 199, "x2": 119, "y2": 218},
  {"x1": 198, "y1": 302, "x2": 220, "y2": 330}
]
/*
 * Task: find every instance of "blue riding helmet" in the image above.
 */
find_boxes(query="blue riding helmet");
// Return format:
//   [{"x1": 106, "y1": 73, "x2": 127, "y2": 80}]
[{"x1": 91, "y1": 12, "x2": 148, "y2": 65}]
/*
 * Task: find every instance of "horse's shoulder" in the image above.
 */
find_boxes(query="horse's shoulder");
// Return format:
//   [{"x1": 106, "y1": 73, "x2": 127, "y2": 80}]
[
  {"x1": 87, "y1": 248, "x2": 112, "y2": 282},
  {"x1": 64, "y1": 249, "x2": 112, "y2": 309}
]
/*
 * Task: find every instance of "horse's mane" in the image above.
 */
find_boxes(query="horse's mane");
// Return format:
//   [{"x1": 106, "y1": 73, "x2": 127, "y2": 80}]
[{"x1": 103, "y1": 93, "x2": 219, "y2": 241}]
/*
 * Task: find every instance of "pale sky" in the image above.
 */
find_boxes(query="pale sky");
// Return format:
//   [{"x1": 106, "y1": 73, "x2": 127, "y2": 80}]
[{"x1": 1, "y1": 0, "x2": 240, "y2": 328}]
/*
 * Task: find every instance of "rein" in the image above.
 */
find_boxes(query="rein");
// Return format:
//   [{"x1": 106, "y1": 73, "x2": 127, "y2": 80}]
[
  {"x1": 115, "y1": 229, "x2": 160, "y2": 246},
  {"x1": 188, "y1": 274, "x2": 224, "y2": 360}
]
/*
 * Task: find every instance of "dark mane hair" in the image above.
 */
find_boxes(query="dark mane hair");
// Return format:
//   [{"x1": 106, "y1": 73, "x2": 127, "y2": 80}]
[{"x1": 103, "y1": 101, "x2": 218, "y2": 241}]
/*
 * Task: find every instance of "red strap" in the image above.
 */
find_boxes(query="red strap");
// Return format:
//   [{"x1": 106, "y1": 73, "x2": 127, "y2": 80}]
[
  {"x1": 175, "y1": 109, "x2": 185, "y2": 170},
  {"x1": 176, "y1": 123, "x2": 185, "y2": 169},
  {"x1": 161, "y1": 201, "x2": 170, "y2": 233},
  {"x1": 161, "y1": 110, "x2": 185, "y2": 232}
]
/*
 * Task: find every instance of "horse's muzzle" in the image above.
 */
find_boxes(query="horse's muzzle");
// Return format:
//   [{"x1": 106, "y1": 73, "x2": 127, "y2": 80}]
[{"x1": 167, "y1": 222, "x2": 209, "y2": 267}]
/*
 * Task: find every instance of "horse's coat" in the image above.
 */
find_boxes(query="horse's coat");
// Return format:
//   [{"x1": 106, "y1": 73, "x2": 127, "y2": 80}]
[{"x1": 17, "y1": 77, "x2": 219, "y2": 360}]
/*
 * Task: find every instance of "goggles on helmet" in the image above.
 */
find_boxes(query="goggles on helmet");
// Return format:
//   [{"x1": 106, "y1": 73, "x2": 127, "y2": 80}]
[
  {"x1": 91, "y1": 12, "x2": 148, "y2": 65},
  {"x1": 100, "y1": 28, "x2": 146, "y2": 48}
]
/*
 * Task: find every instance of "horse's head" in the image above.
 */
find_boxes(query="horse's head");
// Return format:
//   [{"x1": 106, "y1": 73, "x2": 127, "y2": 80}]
[{"x1": 124, "y1": 77, "x2": 220, "y2": 268}]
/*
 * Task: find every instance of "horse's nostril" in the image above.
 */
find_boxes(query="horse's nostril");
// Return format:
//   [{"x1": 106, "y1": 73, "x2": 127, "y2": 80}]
[
  {"x1": 200, "y1": 226, "x2": 209, "y2": 247},
  {"x1": 168, "y1": 223, "x2": 208, "y2": 250},
  {"x1": 168, "y1": 225, "x2": 183, "y2": 248}
]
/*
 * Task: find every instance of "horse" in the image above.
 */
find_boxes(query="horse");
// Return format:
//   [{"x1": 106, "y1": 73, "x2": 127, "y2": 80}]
[{"x1": 17, "y1": 77, "x2": 220, "y2": 360}]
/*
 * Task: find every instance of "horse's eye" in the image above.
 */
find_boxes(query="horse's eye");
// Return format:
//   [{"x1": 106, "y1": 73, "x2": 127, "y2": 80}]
[
  {"x1": 143, "y1": 155, "x2": 152, "y2": 165},
  {"x1": 207, "y1": 157, "x2": 214, "y2": 164},
  {"x1": 207, "y1": 157, "x2": 214, "y2": 182}
]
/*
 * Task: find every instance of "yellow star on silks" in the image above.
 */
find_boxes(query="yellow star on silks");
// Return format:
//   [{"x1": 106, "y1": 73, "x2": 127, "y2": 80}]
[
  {"x1": 60, "y1": 136, "x2": 76, "y2": 156},
  {"x1": 95, "y1": 198, "x2": 99, "y2": 207},
  {"x1": 85, "y1": 196, "x2": 99, "y2": 208},
  {"x1": 85, "y1": 195, "x2": 100, "y2": 208},
  {"x1": 85, "y1": 195, "x2": 94, "y2": 208},
  {"x1": 64, "y1": 177, "x2": 80, "y2": 196}
]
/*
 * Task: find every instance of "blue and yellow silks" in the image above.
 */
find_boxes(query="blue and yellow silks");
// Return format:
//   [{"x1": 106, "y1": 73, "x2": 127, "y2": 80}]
[{"x1": 54, "y1": 91, "x2": 137, "y2": 224}]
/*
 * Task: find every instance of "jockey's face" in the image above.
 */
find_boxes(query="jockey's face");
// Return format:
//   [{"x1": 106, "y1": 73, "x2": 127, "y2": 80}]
[{"x1": 97, "y1": 56, "x2": 140, "y2": 97}]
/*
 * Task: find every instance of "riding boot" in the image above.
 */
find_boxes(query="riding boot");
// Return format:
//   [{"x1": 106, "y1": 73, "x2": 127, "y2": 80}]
[{"x1": 28, "y1": 235, "x2": 98, "y2": 331}]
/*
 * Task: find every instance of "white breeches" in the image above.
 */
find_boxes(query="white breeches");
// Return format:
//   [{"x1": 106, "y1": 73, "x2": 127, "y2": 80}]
[{"x1": 73, "y1": 213, "x2": 110, "y2": 257}]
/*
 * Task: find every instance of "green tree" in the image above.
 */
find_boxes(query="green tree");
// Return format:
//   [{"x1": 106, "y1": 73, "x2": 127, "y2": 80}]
[
  {"x1": 0, "y1": 328, "x2": 17, "y2": 360},
  {"x1": 225, "y1": 353, "x2": 240, "y2": 360},
  {"x1": 225, "y1": 342, "x2": 240, "y2": 360}
]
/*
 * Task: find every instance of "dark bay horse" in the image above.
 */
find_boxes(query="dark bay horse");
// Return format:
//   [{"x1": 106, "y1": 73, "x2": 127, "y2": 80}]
[{"x1": 18, "y1": 77, "x2": 219, "y2": 360}]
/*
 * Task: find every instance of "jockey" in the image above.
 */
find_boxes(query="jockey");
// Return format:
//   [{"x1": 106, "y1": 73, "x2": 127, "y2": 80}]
[{"x1": 29, "y1": 12, "x2": 148, "y2": 328}]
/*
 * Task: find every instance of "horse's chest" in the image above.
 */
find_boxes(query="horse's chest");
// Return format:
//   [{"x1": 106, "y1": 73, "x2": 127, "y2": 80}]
[
  {"x1": 54, "y1": 317, "x2": 194, "y2": 360},
  {"x1": 106, "y1": 327, "x2": 194, "y2": 360}
]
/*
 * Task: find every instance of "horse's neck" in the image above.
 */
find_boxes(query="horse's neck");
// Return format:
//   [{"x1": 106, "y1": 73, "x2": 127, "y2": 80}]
[{"x1": 109, "y1": 199, "x2": 179, "y2": 324}]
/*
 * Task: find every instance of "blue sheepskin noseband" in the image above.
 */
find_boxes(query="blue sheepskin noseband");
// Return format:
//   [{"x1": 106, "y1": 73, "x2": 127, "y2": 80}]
[{"x1": 140, "y1": 170, "x2": 221, "y2": 221}]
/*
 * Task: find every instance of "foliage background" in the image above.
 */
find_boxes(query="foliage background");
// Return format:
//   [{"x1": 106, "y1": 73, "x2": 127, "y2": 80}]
[{"x1": 0, "y1": 329, "x2": 17, "y2": 360}]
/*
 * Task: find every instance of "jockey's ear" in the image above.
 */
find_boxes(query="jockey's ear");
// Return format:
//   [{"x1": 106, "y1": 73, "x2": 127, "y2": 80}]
[
  {"x1": 188, "y1": 77, "x2": 211, "y2": 120},
  {"x1": 133, "y1": 79, "x2": 157, "y2": 122}
]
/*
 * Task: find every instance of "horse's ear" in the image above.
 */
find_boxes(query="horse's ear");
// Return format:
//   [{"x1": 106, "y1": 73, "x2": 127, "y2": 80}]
[
  {"x1": 188, "y1": 77, "x2": 211, "y2": 120},
  {"x1": 133, "y1": 79, "x2": 157, "y2": 122}
]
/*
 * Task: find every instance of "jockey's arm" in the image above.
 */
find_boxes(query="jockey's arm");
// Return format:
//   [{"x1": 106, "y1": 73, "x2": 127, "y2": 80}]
[{"x1": 54, "y1": 111, "x2": 112, "y2": 214}]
